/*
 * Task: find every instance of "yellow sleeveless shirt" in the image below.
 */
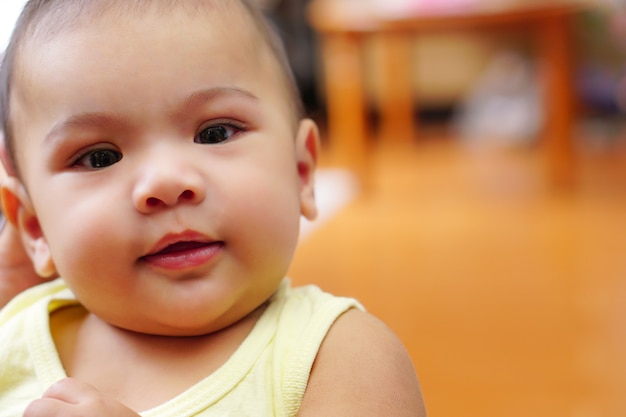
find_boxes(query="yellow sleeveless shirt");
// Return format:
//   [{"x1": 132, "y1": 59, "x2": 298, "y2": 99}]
[{"x1": 0, "y1": 279, "x2": 361, "y2": 416}]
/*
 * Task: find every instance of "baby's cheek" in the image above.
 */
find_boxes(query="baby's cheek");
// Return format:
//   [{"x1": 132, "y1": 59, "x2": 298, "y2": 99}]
[{"x1": 49, "y1": 218, "x2": 124, "y2": 279}]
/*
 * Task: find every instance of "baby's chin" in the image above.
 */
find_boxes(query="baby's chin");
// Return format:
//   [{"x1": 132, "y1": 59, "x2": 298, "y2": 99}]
[
  {"x1": 101, "y1": 302, "x2": 267, "y2": 338},
  {"x1": 106, "y1": 318, "x2": 231, "y2": 338}
]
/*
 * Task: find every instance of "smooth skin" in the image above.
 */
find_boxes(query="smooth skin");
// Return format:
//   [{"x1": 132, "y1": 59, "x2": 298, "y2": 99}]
[
  {"x1": 2, "y1": 2, "x2": 426, "y2": 416},
  {"x1": 0, "y1": 140, "x2": 44, "y2": 308}
]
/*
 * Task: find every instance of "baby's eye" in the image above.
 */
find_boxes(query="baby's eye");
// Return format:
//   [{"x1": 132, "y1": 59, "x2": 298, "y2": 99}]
[
  {"x1": 74, "y1": 149, "x2": 122, "y2": 169},
  {"x1": 195, "y1": 124, "x2": 241, "y2": 144}
]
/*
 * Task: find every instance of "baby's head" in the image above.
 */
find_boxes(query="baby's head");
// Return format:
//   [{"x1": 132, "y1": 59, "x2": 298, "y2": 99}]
[
  {"x1": 0, "y1": 0, "x2": 305, "y2": 174},
  {"x1": 0, "y1": 0, "x2": 319, "y2": 336}
]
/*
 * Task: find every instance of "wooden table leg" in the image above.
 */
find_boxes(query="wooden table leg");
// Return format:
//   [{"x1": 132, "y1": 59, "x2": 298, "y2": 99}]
[
  {"x1": 538, "y1": 13, "x2": 576, "y2": 187},
  {"x1": 377, "y1": 32, "x2": 416, "y2": 143},
  {"x1": 320, "y1": 32, "x2": 369, "y2": 182}
]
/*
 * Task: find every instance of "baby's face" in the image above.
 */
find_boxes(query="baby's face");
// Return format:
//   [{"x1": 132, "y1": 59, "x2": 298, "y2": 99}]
[{"x1": 9, "y1": 4, "x2": 317, "y2": 335}]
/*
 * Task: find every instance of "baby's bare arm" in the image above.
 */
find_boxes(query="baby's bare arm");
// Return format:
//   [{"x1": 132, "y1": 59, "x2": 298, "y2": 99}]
[{"x1": 298, "y1": 309, "x2": 427, "y2": 416}]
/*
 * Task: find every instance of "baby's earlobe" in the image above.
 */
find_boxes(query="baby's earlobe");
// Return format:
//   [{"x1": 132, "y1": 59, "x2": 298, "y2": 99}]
[{"x1": 33, "y1": 238, "x2": 56, "y2": 279}]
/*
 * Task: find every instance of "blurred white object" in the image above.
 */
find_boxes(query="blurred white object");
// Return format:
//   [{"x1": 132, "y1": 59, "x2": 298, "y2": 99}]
[
  {"x1": 371, "y1": 0, "x2": 478, "y2": 17},
  {"x1": 0, "y1": 1, "x2": 28, "y2": 52},
  {"x1": 299, "y1": 169, "x2": 358, "y2": 240},
  {"x1": 454, "y1": 51, "x2": 544, "y2": 148}
]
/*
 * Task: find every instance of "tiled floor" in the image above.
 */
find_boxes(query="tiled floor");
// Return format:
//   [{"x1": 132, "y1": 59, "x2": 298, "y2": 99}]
[{"x1": 289, "y1": 133, "x2": 626, "y2": 417}]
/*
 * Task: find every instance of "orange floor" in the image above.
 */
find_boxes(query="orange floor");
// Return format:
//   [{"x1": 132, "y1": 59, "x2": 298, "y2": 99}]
[{"x1": 288, "y1": 130, "x2": 626, "y2": 417}]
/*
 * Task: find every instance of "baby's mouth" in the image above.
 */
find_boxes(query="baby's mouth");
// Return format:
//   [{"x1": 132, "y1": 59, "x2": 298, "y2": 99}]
[
  {"x1": 140, "y1": 240, "x2": 224, "y2": 270},
  {"x1": 151, "y1": 241, "x2": 212, "y2": 255}
]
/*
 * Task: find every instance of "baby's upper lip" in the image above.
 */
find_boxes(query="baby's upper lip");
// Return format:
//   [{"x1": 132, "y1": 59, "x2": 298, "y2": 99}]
[{"x1": 144, "y1": 230, "x2": 217, "y2": 257}]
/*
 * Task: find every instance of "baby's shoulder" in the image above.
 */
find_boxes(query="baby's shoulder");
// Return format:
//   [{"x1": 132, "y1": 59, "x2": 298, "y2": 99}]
[{"x1": 299, "y1": 309, "x2": 428, "y2": 416}]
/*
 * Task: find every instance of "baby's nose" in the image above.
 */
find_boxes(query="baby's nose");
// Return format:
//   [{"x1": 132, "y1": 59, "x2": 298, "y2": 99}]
[{"x1": 132, "y1": 163, "x2": 205, "y2": 214}]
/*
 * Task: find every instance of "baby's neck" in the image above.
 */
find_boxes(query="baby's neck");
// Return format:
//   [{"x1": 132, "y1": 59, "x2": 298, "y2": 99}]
[{"x1": 50, "y1": 304, "x2": 264, "y2": 411}]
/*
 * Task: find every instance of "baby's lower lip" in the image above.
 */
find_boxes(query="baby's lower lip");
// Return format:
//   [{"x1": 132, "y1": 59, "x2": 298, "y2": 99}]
[{"x1": 140, "y1": 241, "x2": 223, "y2": 270}]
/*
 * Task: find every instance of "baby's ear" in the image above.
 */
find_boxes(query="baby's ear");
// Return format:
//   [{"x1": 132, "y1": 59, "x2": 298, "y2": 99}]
[
  {"x1": 295, "y1": 119, "x2": 320, "y2": 221},
  {"x1": 0, "y1": 135, "x2": 17, "y2": 177},
  {"x1": 1, "y1": 177, "x2": 56, "y2": 278}
]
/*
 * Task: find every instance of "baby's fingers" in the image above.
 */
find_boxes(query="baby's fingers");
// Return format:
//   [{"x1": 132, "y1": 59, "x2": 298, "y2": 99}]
[
  {"x1": 44, "y1": 377, "x2": 94, "y2": 401},
  {"x1": 24, "y1": 378, "x2": 140, "y2": 417},
  {"x1": 23, "y1": 397, "x2": 68, "y2": 417},
  {"x1": 24, "y1": 379, "x2": 84, "y2": 416}
]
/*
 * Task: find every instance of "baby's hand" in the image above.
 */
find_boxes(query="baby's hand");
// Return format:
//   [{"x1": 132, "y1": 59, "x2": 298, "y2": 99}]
[{"x1": 24, "y1": 378, "x2": 140, "y2": 417}]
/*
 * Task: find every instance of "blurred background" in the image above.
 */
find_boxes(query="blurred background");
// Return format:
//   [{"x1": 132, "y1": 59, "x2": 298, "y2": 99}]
[
  {"x1": 4, "y1": 0, "x2": 626, "y2": 416},
  {"x1": 267, "y1": 0, "x2": 626, "y2": 416}
]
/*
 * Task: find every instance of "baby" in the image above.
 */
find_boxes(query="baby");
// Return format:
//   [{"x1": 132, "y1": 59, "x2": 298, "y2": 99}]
[{"x1": 0, "y1": 1, "x2": 427, "y2": 415}]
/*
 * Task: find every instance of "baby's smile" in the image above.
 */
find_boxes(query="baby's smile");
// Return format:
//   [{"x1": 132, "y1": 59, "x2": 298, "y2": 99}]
[{"x1": 140, "y1": 232, "x2": 224, "y2": 271}]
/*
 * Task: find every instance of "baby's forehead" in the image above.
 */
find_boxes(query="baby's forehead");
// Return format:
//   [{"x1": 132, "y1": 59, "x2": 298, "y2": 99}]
[
  {"x1": 23, "y1": 0, "x2": 254, "y2": 44},
  {"x1": 14, "y1": 0, "x2": 269, "y2": 94}
]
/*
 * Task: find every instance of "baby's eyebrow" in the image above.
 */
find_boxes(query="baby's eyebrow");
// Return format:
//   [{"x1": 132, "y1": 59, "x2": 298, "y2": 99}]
[
  {"x1": 176, "y1": 87, "x2": 259, "y2": 117},
  {"x1": 44, "y1": 112, "x2": 128, "y2": 144}
]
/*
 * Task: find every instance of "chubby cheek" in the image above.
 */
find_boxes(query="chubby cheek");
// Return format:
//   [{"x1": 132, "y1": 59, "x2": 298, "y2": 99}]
[
  {"x1": 226, "y1": 164, "x2": 303, "y2": 276},
  {"x1": 35, "y1": 193, "x2": 130, "y2": 283}
]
